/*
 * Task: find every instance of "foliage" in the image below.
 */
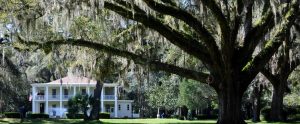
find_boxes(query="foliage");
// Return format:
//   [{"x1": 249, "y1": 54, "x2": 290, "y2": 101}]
[
  {"x1": 67, "y1": 96, "x2": 80, "y2": 118},
  {"x1": 261, "y1": 106, "x2": 272, "y2": 121},
  {"x1": 146, "y1": 75, "x2": 179, "y2": 110},
  {"x1": 99, "y1": 112, "x2": 110, "y2": 119},
  {"x1": 3, "y1": 112, "x2": 20, "y2": 118},
  {"x1": 66, "y1": 113, "x2": 84, "y2": 119},
  {"x1": 195, "y1": 114, "x2": 218, "y2": 120},
  {"x1": 178, "y1": 79, "x2": 217, "y2": 110},
  {"x1": 27, "y1": 113, "x2": 49, "y2": 119},
  {"x1": 67, "y1": 94, "x2": 94, "y2": 119},
  {"x1": 285, "y1": 68, "x2": 300, "y2": 106},
  {"x1": 0, "y1": 0, "x2": 299, "y2": 123},
  {"x1": 66, "y1": 112, "x2": 110, "y2": 119}
]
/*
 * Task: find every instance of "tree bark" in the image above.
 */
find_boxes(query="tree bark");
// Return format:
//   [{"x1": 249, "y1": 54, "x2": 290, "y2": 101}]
[
  {"x1": 270, "y1": 81, "x2": 286, "y2": 122},
  {"x1": 89, "y1": 80, "x2": 103, "y2": 120},
  {"x1": 216, "y1": 84, "x2": 246, "y2": 124},
  {"x1": 252, "y1": 84, "x2": 263, "y2": 122}
]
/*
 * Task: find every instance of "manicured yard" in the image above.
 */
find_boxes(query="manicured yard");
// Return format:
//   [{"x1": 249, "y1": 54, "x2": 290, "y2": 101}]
[
  {"x1": 0, "y1": 118, "x2": 299, "y2": 124},
  {"x1": 0, "y1": 118, "x2": 214, "y2": 124}
]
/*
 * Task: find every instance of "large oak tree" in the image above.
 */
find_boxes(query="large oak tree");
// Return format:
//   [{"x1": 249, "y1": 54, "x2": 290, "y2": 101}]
[
  {"x1": 8, "y1": 0, "x2": 300, "y2": 123},
  {"x1": 261, "y1": 31, "x2": 300, "y2": 121}
]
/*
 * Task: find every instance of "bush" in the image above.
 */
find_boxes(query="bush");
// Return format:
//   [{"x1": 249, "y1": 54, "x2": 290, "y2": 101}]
[
  {"x1": 170, "y1": 115, "x2": 179, "y2": 119},
  {"x1": 4, "y1": 112, "x2": 20, "y2": 118},
  {"x1": 288, "y1": 114, "x2": 300, "y2": 121},
  {"x1": 27, "y1": 113, "x2": 49, "y2": 119},
  {"x1": 285, "y1": 106, "x2": 300, "y2": 121},
  {"x1": 178, "y1": 116, "x2": 185, "y2": 120},
  {"x1": 99, "y1": 112, "x2": 110, "y2": 119},
  {"x1": 195, "y1": 114, "x2": 218, "y2": 120},
  {"x1": 66, "y1": 113, "x2": 84, "y2": 119},
  {"x1": 261, "y1": 107, "x2": 271, "y2": 121}
]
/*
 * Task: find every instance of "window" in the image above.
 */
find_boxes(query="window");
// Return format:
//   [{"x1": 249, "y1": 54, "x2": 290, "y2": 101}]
[
  {"x1": 64, "y1": 89, "x2": 68, "y2": 98},
  {"x1": 52, "y1": 104, "x2": 56, "y2": 108},
  {"x1": 111, "y1": 107, "x2": 114, "y2": 113},
  {"x1": 118, "y1": 104, "x2": 121, "y2": 110},
  {"x1": 127, "y1": 104, "x2": 130, "y2": 110},
  {"x1": 52, "y1": 89, "x2": 56, "y2": 98},
  {"x1": 64, "y1": 89, "x2": 68, "y2": 95},
  {"x1": 82, "y1": 89, "x2": 86, "y2": 95}
]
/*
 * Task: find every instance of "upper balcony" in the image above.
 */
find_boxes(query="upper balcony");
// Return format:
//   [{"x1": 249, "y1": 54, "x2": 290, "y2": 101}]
[
  {"x1": 34, "y1": 95, "x2": 74, "y2": 101},
  {"x1": 32, "y1": 85, "x2": 120, "y2": 101},
  {"x1": 33, "y1": 94, "x2": 117, "y2": 101},
  {"x1": 104, "y1": 95, "x2": 115, "y2": 100}
]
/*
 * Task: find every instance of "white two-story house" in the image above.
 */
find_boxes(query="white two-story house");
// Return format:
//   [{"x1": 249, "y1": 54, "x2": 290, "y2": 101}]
[{"x1": 31, "y1": 76, "x2": 134, "y2": 118}]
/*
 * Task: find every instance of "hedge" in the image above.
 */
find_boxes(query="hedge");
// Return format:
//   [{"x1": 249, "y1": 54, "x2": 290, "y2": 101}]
[
  {"x1": 195, "y1": 114, "x2": 218, "y2": 120},
  {"x1": 99, "y1": 112, "x2": 110, "y2": 119},
  {"x1": 261, "y1": 107, "x2": 271, "y2": 121},
  {"x1": 66, "y1": 114, "x2": 84, "y2": 119},
  {"x1": 4, "y1": 112, "x2": 20, "y2": 118},
  {"x1": 27, "y1": 113, "x2": 49, "y2": 119},
  {"x1": 66, "y1": 113, "x2": 110, "y2": 119}
]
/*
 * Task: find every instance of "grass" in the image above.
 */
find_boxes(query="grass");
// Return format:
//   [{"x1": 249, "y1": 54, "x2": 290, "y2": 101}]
[
  {"x1": 0, "y1": 118, "x2": 215, "y2": 124},
  {"x1": 0, "y1": 118, "x2": 299, "y2": 124}
]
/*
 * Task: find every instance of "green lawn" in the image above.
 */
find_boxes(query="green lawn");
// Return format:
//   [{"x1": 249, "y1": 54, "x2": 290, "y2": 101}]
[{"x1": 0, "y1": 118, "x2": 299, "y2": 124}]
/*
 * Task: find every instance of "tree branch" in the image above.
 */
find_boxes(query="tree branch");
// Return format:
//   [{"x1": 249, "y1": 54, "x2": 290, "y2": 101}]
[
  {"x1": 142, "y1": 0, "x2": 220, "y2": 54},
  {"x1": 0, "y1": 53, "x2": 21, "y2": 76},
  {"x1": 260, "y1": 68, "x2": 279, "y2": 86},
  {"x1": 200, "y1": 0, "x2": 230, "y2": 42},
  {"x1": 242, "y1": 8, "x2": 297, "y2": 84},
  {"x1": 104, "y1": 0, "x2": 213, "y2": 66},
  {"x1": 16, "y1": 36, "x2": 209, "y2": 83},
  {"x1": 240, "y1": 10, "x2": 275, "y2": 64},
  {"x1": 141, "y1": 0, "x2": 223, "y2": 75},
  {"x1": 287, "y1": 57, "x2": 300, "y2": 75},
  {"x1": 240, "y1": 0, "x2": 298, "y2": 77}
]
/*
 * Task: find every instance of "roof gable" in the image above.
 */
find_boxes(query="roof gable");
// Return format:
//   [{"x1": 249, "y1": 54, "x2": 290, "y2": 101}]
[{"x1": 48, "y1": 75, "x2": 97, "y2": 84}]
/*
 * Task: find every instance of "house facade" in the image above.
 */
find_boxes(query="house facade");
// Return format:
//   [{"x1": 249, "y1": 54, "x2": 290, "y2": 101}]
[{"x1": 31, "y1": 76, "x2": 134, "y2": 118}]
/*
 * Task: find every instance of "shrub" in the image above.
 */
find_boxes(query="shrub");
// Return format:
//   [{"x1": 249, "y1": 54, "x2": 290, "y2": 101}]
[
  {"x1": 66, "y1": 113, "x2": 84, "y2": 119},
  {"x1": 195, "y1": 114, "x2": 218, "y2": 120},
  {"x1": 27, "y1": 113, "x2": 49, "y2": 119},
  {"x1": 4, "y1": 112, "x2": 20, "y2": 118},
  {"x1": 178, "y1": 116, "x2": 185, "y2": 120},
  {"x1": 261, "y1": 107, "x2": 271, "y2": 121},
  {"x1": 170, "y1": 115, "x2": 179, "y2": 119},
  {"x1": 99, "y1": 112, "x2": 110, "y2": 119},
  {"x1": 288, "y1": 114, "x2": 300, "y2": 121}
]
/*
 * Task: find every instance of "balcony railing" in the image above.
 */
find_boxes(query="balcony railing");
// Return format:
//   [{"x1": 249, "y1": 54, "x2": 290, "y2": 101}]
[
  {"x1": 63, "y1": 95, "x2": 73, "y2": 100},
  {"x1": 34, "y1": 95, "x2": 74, "y2": 100},
  {"x1": 35, "y1": 94, "x2": 117, "y2": 100},
  {"x1": 49, "y1": 108, "x2": 67, "y2": 117},
  {"x1": 104, "y1": 95, "x2": 115, "y2": 100},
  {"x1": 35, "y1": 95, "x2": 45, "y2": 100},
  {"x1": 48, "y1": 95, "x2": 60, "y2": 100}
]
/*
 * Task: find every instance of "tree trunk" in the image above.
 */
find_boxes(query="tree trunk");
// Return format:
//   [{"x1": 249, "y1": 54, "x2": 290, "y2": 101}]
[
  {"x1": 252, "y1": 84, "x2": 263, "y2": 122},
  {"x1": 157, "y1": 108, "x2": 160, "y2": 118},
  {"x1": 270, "y1": 82, "x2": 286, "y2": 122},
  {"x1": 89, "y1": 80, "x2": 103, "y2": 120},
  {"x1": 217, "y1": 85, "x2": 246, "y2": 124}
]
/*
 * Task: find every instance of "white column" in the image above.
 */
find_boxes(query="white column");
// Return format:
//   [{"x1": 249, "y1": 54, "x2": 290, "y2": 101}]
[
  {"x1": 114, "y1": 86, "x2": 118, "y2": 118},
  {"x1": 101, "y1": 86, "x2": 104, "y2": 112},
  {"x1": 45, "y1": 86, "x2": 49, "y2": 114},
  {"x1": 59, "y1": 85, "x2": 63, "y2": 117},
  {"x1": 32, "y1": 86, "x2": 36, "y2": 113},
  {"x1": 87, "y1": 85, "x2": 90, "y2": 95},
  {"x1": 73, "y1": 86, "x2": 76, "y2": 96}
]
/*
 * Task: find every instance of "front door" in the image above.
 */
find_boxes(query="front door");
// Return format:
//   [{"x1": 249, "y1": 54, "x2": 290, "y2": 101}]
[{"x1": 40, "y1": 103, "x2": 45, "y2": 113}]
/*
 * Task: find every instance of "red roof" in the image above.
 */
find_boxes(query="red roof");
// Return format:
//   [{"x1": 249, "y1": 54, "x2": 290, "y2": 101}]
[{"x1": 48, "y1": 76, "x2": 97, "y2": 84}]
